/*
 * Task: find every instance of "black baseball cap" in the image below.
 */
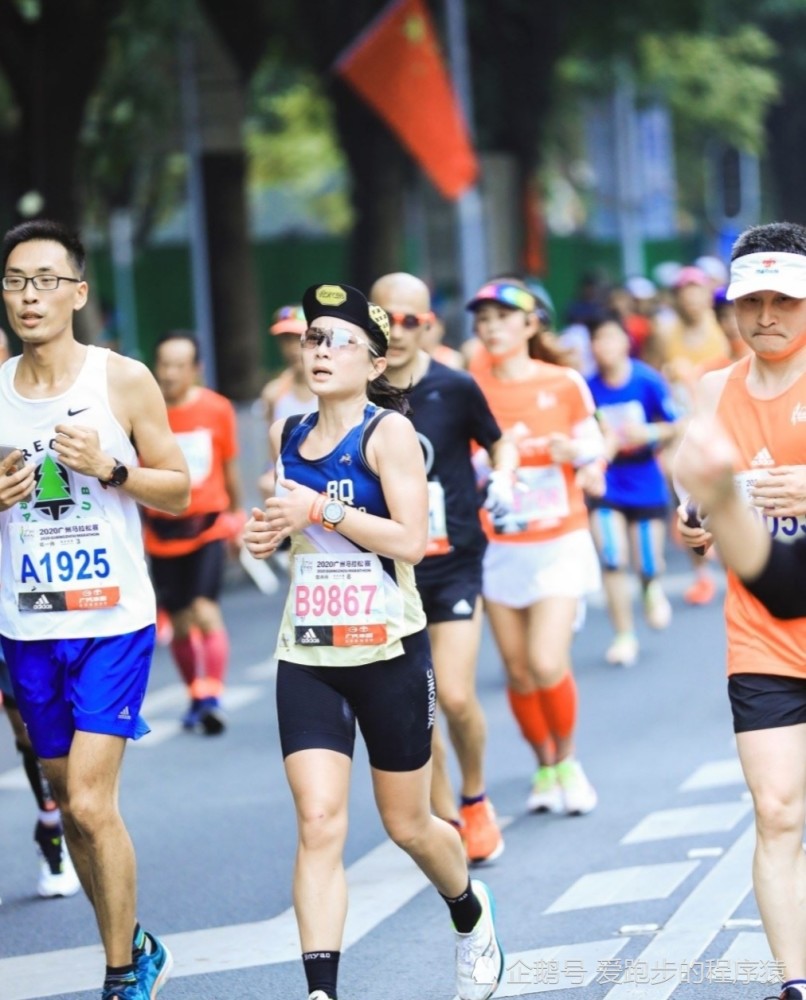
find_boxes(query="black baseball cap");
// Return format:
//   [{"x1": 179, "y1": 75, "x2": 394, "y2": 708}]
[{"x1": 302, "y1": 283, "x2": 391, "y2": 353}]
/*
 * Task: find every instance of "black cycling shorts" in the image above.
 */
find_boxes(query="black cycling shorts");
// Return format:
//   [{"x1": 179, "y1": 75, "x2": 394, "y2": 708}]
[
  {"x1": 276, "y1": 629, "x2": 435, "y2": 772},
  {"x1": 728, "y1": 672, "x2": 806, "y2": 733},
  {"x1": 416, "y1": 555, "x2": 483, "y2": 624},
  {"x1": 150, "y1": 539, "x2": 226, "y2": 613}
]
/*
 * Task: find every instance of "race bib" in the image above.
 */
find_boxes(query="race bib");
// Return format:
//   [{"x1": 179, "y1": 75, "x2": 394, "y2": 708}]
[
  {"x1": 176, "y1": 429, "x2": 213, "y2": 486},
  {"x1": 10, "y1": 520, "x2": 121, "y2": 612},
  {"x1": 598, "y1": 400, "x2": 646, "y2": 433},
  {"x1": 733, "y1": 470, "x2": 806, "y2": 545},
  {"x1": 491, "y1": 465, "x2": 569, "y2": 534},
  {"x1": 293, "y1": 552, "x2": 387, "y2": 646},
  {"x1": 425, "y1": 479, "x2": 451, "y2": 556}
]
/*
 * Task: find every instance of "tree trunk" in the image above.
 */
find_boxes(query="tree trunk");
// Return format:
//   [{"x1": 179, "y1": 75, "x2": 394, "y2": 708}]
[{"x1": 202, "y1": 151, "x2": 263, "y2": 399}]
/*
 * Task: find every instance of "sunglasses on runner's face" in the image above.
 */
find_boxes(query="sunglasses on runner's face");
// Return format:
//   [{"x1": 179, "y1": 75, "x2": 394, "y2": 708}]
[
  {"x1": 300, "y1": 327, "x2": 376, "y2": 353},
  {"x1": 385, "y1": 311, "x2": 435, "y2": 330}
]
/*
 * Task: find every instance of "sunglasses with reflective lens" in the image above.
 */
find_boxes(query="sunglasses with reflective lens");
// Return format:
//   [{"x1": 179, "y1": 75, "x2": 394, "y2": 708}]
[
  {"x1": 300, "y1": 327, "x2": 376, "y2": 353},
  {"x1": 385, "y1": 310, "x2": 435, "y2": 330}
]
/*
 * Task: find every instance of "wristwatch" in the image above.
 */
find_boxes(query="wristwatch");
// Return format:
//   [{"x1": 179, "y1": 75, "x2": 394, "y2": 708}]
[
  {"x1": 99, "y1": 458, "x2": 129, "y2": 489},
  {"x1": 322, "y1": 499, "x2": 347, "y2": 531}
]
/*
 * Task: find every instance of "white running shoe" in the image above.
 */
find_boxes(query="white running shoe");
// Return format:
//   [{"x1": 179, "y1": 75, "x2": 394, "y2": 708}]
[
  {"x1": 308, "y1": 993, "x2": 335, "y2": 1000},
  {"x1": 605, "y1": 632, "x2": 638, "y2": 667},
  {"x1": 454, "y1": 879, "x2": 504, "y2": 1000},
  {"x1": 643, "y1": 581, "x2": 672, "y2": 630},
  {"x1": 526, "y1": 765, "x2": 563, "y2": 813},
  {"x1": 37, "y1": 852, "x2": 80, "y2": 898},
  {"x1": 556, "y1": 759, "x2": 598, "y2": 816}
]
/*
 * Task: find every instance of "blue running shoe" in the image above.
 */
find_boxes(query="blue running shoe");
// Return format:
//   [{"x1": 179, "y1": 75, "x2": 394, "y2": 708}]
[
  {"x1": 101, "y1": 980, "x2": 144, "y2": 1000},
  {"x1": 135, "y1": 931, "x2": 173, "y2": 998}
]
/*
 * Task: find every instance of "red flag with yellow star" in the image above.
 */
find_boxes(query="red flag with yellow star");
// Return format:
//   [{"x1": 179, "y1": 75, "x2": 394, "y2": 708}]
[{"x1": 334, "y1": 0, "x2": 478, "y2": 199}]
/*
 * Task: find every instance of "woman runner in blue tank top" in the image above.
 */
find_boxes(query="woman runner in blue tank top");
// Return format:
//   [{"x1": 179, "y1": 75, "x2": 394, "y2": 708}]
[{"x1": 243, "y1": 284, "x2": 503, "y2": 1000}]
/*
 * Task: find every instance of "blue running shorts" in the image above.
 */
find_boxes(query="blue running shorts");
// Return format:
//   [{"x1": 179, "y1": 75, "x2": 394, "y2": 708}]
[
  {"x1": 0, "y1": 626, "x2": 155, "y2": 758},
  {"x1": 0, "y1": 656, "x2": 13, "y2": 700}
]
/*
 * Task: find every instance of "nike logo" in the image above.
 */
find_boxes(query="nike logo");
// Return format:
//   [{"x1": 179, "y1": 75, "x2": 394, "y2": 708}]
[{"x1": 67, "y1": 407, "x2": 89, "y2": 416}]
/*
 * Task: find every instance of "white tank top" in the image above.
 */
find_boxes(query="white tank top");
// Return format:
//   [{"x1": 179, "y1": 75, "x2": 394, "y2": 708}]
[{"x1": 0, "y1": 346, "x2": 155, "y2": 639}]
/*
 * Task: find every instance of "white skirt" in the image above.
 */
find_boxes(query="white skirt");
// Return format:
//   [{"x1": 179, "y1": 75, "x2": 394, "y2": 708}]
[{"x1": 482, "y1": 529, "x2": 602, "y2": 609}]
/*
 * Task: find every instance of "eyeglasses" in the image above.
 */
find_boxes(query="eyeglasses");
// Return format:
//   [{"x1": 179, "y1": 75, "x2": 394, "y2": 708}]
[
  {"x1": 301, "y1": 327, "x2": 377, "y2": 354},
  {"x1": 385, "y1": 310, "x2": 435, "y2": 330},
  {"x1": 2, "y1": 274, "x2": 82, "y2": 292},
  {"x1": 472, "y1": 283, "x2": 536, "y2": 313}
]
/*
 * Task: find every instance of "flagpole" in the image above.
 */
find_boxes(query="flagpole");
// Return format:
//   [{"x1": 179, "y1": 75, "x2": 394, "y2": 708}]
[{"x1": 443, "y1": 0, "x2": 487, "y2": 337}]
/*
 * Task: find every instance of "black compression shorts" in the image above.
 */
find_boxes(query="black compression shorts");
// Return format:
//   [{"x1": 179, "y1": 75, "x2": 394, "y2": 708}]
[
  {"x1": 276, "y1": 629, "x2": 434, "y2": 772},
  {"x1": 150, "y1": 539, "x2": 227, "y2": 613},
  {"x1": 728, "y1": 672, "x2": 806, "y2": 733}
]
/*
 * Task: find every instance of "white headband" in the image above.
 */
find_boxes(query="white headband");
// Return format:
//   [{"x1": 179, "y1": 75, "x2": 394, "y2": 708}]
[{"x1": 726, "y1": 251, "x2": 806, "y2": 301}]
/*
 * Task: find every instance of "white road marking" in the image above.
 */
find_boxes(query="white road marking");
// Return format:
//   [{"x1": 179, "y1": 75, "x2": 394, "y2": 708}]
[
  {"x1": 679, "y1": 758, "x2": 745, "y2": 792},
  {"x1": 603, "y1": 820, "x2": 755, "y2": 999},
  {"x1": 0, "y1": 822, "x2": 514, "y2": 999},
  {"x1": 621, "y1": 801, "x2": 751, "y2": 844},
  {"x1": 545, "y1": 862, "x2": 699, "y2": 913}
]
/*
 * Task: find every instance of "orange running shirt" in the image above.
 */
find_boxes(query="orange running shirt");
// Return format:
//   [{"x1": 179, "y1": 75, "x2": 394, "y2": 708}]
[
  {"x1": 716, "y1": 356, "x2": 806, "y2": 678},
  {"x1": 143, "y1": 387, "x2": 239, "y2": 558},
  {"x1": 473, "y1": 360, "x2": 594, "y2": 543}
]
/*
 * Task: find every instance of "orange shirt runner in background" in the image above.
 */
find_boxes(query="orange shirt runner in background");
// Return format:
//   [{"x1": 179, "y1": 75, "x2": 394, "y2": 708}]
[
  {"x1": 715, "y1": 357, "x2": 806, "y2": 680},
  {"x1": 473, "y1": 360, "x2": 595, "y2": 543},
  {"x1": 143, "y1": 386, "x2": 239, "y2": 558}
]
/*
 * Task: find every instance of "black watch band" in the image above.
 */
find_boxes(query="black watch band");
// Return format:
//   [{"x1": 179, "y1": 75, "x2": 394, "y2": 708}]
[{"x1": 100, "y1": 459, "x2": 129, "y2": 489}]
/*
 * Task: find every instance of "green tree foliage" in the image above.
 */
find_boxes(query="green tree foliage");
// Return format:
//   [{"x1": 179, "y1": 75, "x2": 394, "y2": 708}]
[{"x1": 639, "y1": 27, "x2": 779, "y2": 153}]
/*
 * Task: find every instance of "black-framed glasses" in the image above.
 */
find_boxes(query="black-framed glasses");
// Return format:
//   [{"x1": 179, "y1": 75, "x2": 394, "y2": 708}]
[
  {"x1": 301, "y1": 327, "x2": 377, "y2": 354},
  {"x1": 386, "y1": 310, "x2": 435, "y2": 330},
  {"x1": 2, "y1": 274, "x2": 82, "y2": 292}
]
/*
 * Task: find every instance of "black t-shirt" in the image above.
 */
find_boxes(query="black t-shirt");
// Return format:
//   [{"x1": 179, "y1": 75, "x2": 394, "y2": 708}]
[
  {"x1": 409, "y1": 359, "x2": 501, "y2": 581},
  {"x1": 743, "y1": 536, "x2": 806, "y2": 620}
]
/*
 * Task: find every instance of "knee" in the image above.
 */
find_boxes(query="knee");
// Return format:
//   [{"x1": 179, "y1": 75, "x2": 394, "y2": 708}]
[
  {"x1": 297, "y1": 801, "x2": 347, "y2": 853},
  {"x1": 439, "y1": 685, "x2": 476, "y2": 722},
  {"x1": 754, "y1": 790, "x2": 806, "y2": 844},
  {"x1": 193, "y1": 598, "x2": 223, "y2": 632},
  {"x1": 382, "y1": 810, "x2": 430, "y2": 854},
  {"x1": 65, "y1": 788, "x2": 116, "y2": 839}
]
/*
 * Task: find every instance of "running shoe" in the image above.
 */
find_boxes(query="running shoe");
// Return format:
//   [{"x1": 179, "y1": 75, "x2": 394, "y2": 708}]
[
  {"x1": 605, "y1": 632, "x2": 638, "y2": 667},
  {"x1": 459, "y1": 799, "x2": 504, "y2": 865},
  {"x1": 526, "y1": 765, "x2": 563, "y2": 813},
  {"x1": 34, "y1": 821, "x2": 81, "y2": 898},
  {"x1": 454, "y1": 879, "x2": 504, "y2": 1000},
  {"x1": 135, "y1": 931, "x2": 173, "y2": 999},
  {"x1": 308, "y1": 993, "x2": 336, "y2": 1000},
  {"x1": 101, "y1": 980, "x2": 145, "y2": 1000},
  {"x1": 198, "y1": 696, "x2": 226, "y2": 736},
  {"x1": 181, "y1": 698, "x2": 203, "y2": 730},
  {"x1": 556, "y1": 759, "x2": 598, "y2": 815},
  {"x1": 643, "y1": 580, "x2": 672, "y2": 629},
  {"x1": 683, "y1": 574, "x2": 716, "y2": 606}
]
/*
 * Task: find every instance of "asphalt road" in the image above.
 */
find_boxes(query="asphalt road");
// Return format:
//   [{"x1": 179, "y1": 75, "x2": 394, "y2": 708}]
[{"x1": 0, "y1": 546, "x2": 779, "y2": 1000}]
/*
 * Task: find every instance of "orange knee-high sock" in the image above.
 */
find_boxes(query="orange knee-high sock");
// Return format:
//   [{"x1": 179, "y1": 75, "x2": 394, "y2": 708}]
[
  {"x1": 507, "y1": 688, "x2": 551, "y2": 748},
  {"x1": 539, "y1": 673, "x2": 577, "y2": 742},
  {"x1": 189, "y1": 629, "x2": 230, "y2": 700},
  {"x1": 170, "y1": 633, "x2": 201, "y2": 688}
]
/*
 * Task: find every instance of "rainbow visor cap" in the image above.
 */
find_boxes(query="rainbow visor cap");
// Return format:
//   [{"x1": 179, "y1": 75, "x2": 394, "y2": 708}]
[
  {"x1": 466, "y1": 281, "x2": 537, "y2": 313},
  {"x1": 726, "y1": 252, "x2": 806, "y2": 301},
  {"x1": 269, "y1": 305, "x2": 306, "y2": 335}
]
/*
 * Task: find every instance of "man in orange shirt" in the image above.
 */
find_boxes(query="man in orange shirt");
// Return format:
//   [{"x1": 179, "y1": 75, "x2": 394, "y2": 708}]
[
  {"x1": 675, "y1": 222, "x2": 806, "y2": 1000},
  {"x1": 144, "y1": 332, "x2": 245, "y2": 735}
]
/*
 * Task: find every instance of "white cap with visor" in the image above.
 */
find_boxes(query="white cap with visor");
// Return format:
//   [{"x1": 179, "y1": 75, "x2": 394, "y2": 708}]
[{"x1": 726, "y1": 251, "x2": 806, "y2": 301}]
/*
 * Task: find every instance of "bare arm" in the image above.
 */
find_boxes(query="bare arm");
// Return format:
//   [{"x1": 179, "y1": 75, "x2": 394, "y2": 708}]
[
  {"x1": 54, "y1": 354, "x2": 190, "y2": 514},
  {"x1": 259, "y1": 413, "x2": 428, "y2": 564}
]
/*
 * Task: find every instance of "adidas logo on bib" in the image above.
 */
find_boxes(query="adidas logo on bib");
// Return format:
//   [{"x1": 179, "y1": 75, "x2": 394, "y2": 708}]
[
  {"x1": 751, "y1": 447, "x2": 775, "y2": 467},
  {"x1": 33, "y1": 594, "x2": 52, "y2": 611},
  {"x1": 300, "y1": 628, "x2": 319, "y2": 645}
]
